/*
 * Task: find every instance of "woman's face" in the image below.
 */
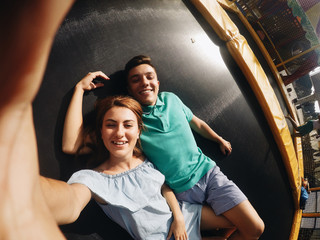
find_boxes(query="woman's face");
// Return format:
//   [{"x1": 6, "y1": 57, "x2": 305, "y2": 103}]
[{"x1": 101, "y1": 106, "x2": 140, "y2": 159}]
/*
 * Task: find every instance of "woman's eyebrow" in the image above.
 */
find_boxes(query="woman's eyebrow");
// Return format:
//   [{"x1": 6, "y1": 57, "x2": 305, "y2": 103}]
[
  {"x1": 104, "y1": 119, "x2": 135, "y2": 123},
  {"x1": 123, "y1": 120, "x2": 135, "y2": 123},
  {"x1": 104, "y1": 119, "x2": 116, "y2": 122}
]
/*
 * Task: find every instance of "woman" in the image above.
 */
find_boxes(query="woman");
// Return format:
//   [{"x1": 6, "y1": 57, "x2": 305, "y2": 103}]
[
  {"x1": 44, "y1": 95, "x2": 236, "y2": 239},
  {"x1": 69, "y1": 95, "x2": 200, "y2": 239},
  {"x1": 42, "y1": 95, "x2": 202, "y2": 239}
]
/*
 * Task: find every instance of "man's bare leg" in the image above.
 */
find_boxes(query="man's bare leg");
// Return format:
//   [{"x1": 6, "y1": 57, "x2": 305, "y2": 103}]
[{"x1": 201, "y1": 205, "x2": 236, "y2": 240}]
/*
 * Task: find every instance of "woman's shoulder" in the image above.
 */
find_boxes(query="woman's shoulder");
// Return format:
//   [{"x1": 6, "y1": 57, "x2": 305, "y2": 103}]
[
  {"x1": 70, "y1": 159, "x2": 165, "y2": 212},
  {"x1": 67, "y1": 158, "x2": 163, "y2": 189},
  {"x1": 67, "y1": 169, "x2": 100, "y2": 184}
]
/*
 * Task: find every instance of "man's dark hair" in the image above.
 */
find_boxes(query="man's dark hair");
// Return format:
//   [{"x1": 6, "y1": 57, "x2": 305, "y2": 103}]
[{"x1": 124, "y1": 55, "x2": 156, "y2": 80}]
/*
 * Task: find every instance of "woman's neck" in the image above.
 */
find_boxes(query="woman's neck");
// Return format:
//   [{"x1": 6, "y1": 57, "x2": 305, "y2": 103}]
[{"x1": 97, "y1": 155, "x2": 144, "y2": 175}]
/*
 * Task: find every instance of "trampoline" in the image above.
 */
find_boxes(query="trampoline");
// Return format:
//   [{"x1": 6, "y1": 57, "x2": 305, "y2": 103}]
[{"x1": 32, "y1": 0, "x2": 298, "y2": 239}]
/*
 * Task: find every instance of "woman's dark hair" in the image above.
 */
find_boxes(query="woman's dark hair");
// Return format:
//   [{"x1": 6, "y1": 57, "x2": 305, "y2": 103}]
[
  {"x1": 79, "y1": 95, "x2": 144, "y2": 168},
  {"x1": 124, "y1": 55, "x2": 156, "y2": 81}
]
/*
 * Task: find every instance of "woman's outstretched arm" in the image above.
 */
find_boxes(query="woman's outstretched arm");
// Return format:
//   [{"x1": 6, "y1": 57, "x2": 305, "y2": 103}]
[
  {"x1": 40, "y1": 177, "x2": 91, "y2": 225},
  {"x1": 0, "y1": 1, "x2": 75, "y2": 239}
]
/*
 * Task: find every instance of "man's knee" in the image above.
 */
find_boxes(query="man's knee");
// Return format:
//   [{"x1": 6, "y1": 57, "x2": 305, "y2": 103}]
[{"x1": 246, "y1": 217, "x2": 264, "y2": 239}]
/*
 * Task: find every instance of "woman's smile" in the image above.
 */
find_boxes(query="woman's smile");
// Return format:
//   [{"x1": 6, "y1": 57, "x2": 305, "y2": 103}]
[{"x1": 101, "y1": 106, "x2": 140, "y2": 159}]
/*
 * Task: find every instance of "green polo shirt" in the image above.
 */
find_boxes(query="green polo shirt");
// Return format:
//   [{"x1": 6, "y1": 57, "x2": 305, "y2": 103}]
[{"x1": 141, "y1": 92, "x2": 215, "y2": 193}]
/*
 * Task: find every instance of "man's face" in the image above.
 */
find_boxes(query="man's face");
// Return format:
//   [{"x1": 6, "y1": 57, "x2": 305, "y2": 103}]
[{"x1": 127, "y1": 64, "x2": 159, "y2": 106}]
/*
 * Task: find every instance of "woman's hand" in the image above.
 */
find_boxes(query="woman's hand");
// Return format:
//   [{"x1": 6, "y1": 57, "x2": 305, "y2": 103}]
[
  {"x1": 167, "y1": 216, "x2": 188, "y2": 240},
  {"x1": 76, "y1": 71, "x2": 109, "y2": 92},
  {"x1": 161, "y1": 184, "x2": 187, "y2": 240}
]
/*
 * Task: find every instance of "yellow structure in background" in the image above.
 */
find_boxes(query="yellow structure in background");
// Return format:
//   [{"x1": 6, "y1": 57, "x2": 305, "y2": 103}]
[{"x1": 190, "y1": 0, "x2": 304, "y2": 239}]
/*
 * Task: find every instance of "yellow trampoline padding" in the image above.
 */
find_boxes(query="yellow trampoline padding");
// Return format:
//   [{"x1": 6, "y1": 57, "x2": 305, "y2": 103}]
[
  {"x1": 191, "y1": 0, "x2": 302, "y2": 239},
  {"x1": 217, "y1": 0, "x2": 300, "y2": 127},
  {"x1": 217, "y1": 0, "x2": 304, "y2": 219},
  {"x1": 190, "y1": 0, "x2": 239, "y2": 41},
  {"x1": 290, "y1": 210, "x2": 302, "y2": 240},
  {"x1": 295, "y1": 137, "x2": 303, "y2": 178},
  {"x1": 191, "y1": 0, "x2": 299, "y2": 199},
  {"x1": 226, "y1": 34, "x2": 300, "y2": 200}
]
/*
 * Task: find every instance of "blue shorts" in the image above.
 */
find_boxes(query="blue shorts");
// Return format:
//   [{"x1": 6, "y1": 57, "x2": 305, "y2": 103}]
[{"x1": 175, "y1": 166, "x2": 247, "y2": 215}]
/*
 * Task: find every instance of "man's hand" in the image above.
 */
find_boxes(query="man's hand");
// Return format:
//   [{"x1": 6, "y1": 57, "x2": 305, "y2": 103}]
[{"x1": 219, "y1": 138, "x2": 232, "y2": 156}]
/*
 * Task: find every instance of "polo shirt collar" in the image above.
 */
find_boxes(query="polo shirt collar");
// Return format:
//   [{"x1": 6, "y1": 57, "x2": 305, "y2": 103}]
[{"x1": 142, "y1": 96, "x2": 164, "y2": 113}]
